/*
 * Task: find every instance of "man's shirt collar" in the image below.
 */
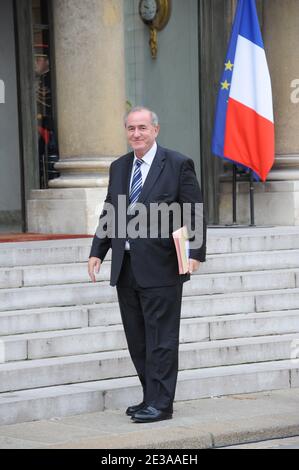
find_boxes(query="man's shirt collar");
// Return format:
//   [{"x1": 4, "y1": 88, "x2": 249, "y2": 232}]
[{"x1": 134, "y1": 141, "x2": 157, "y2": 166}]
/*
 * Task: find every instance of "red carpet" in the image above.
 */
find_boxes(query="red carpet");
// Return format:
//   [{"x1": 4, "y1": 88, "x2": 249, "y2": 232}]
[{"x1": 0, "y1": 233, "x2": 93, "y2": 243}]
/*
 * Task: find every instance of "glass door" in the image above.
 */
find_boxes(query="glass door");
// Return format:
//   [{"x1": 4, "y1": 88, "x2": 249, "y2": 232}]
[
  {"x1": 32, "y1": 0, "x2": 59, "y2": 189},
  {"x1": 0, "y1": 0, "x2": 22, "y2": 233}
]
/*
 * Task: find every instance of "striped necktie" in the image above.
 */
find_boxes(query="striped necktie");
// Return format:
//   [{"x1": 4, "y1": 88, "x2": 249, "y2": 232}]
[{"x1": 129, "y1": 158, "x2": 143, "y2": 207}]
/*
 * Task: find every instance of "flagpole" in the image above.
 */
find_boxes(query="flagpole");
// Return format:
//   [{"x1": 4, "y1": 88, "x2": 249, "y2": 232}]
[
  {"x1": 249, "y1": 170, "x2": 255, "y2": 226},
  {"x1": 232, "y1": 164, "x2": 237, "y2": 224}
]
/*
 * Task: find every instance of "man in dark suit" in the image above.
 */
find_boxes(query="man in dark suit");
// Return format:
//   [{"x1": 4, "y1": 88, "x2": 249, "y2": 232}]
[{"x1": 88, "y1": 107, "x2": 206, "y2": 423}]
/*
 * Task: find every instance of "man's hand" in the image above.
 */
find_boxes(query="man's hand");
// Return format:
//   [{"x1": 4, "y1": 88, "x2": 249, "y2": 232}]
[
  {"x1": 88, "y1": 257, "x2": 101, "y2": 283},
  {"x1": 188, "y1": 258, "x2": 201, "y2": 274}
]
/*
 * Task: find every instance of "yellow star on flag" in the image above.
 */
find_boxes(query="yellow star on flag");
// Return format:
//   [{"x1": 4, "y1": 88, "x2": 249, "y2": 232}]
[
  {"x1": 221, "y1": 80, "x2": 230, "y2": 90},
  {"x1": 224, "y1": 60, "x2": 234, "y2": 71}
]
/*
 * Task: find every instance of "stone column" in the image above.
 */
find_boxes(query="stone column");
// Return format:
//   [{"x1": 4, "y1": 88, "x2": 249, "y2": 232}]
[
  {"x1": 264, "y1": 0, "x2": 299, "y2": 180},
  {"x1": 50, "y1": 0, "x2": 127, "y2": 187},
  {"x1": 27, "y1": 0, "x2": 127, "y2": 233}
]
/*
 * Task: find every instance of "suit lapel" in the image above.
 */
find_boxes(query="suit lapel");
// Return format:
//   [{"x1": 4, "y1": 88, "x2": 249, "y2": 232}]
[
  {"x1": 138, "y1": 145, "x2": 166, "y2": 204},
  {"x1": 121, "y1": 152, "x2": 134, "y2": 206}
]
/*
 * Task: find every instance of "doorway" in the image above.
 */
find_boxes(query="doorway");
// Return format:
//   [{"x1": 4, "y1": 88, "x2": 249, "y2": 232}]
[{"x1": 0, "y1": 0, "x2": 22, "y2": 233}]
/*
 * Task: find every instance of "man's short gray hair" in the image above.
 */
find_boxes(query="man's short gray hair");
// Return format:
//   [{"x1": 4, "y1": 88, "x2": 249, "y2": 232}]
[{"x1": 124, "y1": 106, "x2": 159, "y2": 127}]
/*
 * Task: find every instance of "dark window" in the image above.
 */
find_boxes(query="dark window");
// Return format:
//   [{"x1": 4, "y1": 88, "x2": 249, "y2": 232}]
[{"x1": 32, "y1": 0, "x2": 59, "y2": 188}]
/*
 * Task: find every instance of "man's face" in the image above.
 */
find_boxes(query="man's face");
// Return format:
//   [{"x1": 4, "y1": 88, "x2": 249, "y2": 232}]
[
  {"x1": 35, "y1": 56, "x2": 49, "y2": 75},
  {"x1": 126, "y1": 110, "x2": 160, "y2": 158}
]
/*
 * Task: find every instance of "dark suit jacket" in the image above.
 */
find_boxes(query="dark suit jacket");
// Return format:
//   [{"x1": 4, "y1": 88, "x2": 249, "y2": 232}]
[{"x1": 89, "y1": 145, "x2": 206, "y2": 287}]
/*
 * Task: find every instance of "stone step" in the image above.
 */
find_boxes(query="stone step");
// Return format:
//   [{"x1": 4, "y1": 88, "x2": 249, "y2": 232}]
[
  {"x1": 0, "y1": 312, "x2": 298, "y2": 365},
  {"x1": 208, "y1": 226, "x2": 299, "y2": 253},
  {"x1": 2, "y1": 226, "x2": 299, "y2": 267},
  {"x1": 0, "y1": 238, "x2": 93, "y2": 268},
  {"x1": 0, "y1": 306, "x2": 90, "y2": 336},
  {"x1": 181, "y1": 288, "x2": 299, "y2": 318},
  {"x1": 0, "y1": 359, "x2": 298, "y2": 425},
  {"x1": 2, "y1": 293, "x2": 299, "y2": 340},
  {"x1": 185, "y1": 268, "x2": 297, "y2": 297},
  {"x1": 1, "y1": 226, "x2": 299, "y2": 427},
  {"x1": 89, "y1": 308, "x2": 299, "y2": 341},
  {"x1": 208, "y1": 310, "x2": 299, "y2": 340},
  {"x1": 1, "y1": 268, "x2": 299, "y2": 312},
  {"x1": 1, "y1": 287, "x2": 299, "y2": 336},
  {"x1": 2, "y1": 249, "x2": 299, "y2": 288},
  {"x1": 0, "y1": 319, "x2": 208, "y2": 362},
  {"x1": 198, "y1": 249, "x2": 299, "y2": 275},
  {"x1": 1, "y1": 333, "x2": 299, "y2": 393}
]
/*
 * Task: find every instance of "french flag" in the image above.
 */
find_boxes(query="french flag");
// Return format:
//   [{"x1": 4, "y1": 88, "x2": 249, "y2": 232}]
[{"x1": 212, "y1": 0, "x2": 275, "y2": 182}]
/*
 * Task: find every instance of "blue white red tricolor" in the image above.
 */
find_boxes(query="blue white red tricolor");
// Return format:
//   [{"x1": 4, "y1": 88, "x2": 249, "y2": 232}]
[{"x1": 212, "y1": 0, "x2": 275, "y2": 182}]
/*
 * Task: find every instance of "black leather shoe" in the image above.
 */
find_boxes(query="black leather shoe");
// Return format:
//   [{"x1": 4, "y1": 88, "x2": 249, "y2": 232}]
[
  {"x1": 132, "y1": 405, "x2": 172, "y2": 423},
  {"x1": 125, "y1": 401, "x2": 146, "y2": 417}
]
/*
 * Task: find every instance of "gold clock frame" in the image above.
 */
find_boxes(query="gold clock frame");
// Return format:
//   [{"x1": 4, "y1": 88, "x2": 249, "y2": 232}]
[
  {"x1": 139, "y1": 0, "x2": 172, "y2": 59},
  {"x1": 152, "y1": 0, "x2": 171, "y2": 31}
]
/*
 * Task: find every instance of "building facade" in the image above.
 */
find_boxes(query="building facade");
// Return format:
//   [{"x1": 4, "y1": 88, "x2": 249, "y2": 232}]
[{"x1": 1, "y1": 0, "x2": 299, "y2": 234}]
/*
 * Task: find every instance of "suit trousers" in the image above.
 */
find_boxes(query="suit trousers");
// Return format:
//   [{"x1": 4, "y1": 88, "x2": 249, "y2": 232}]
[{"x1": 116, "y1": 252, "x2": 183, "y2": 412}]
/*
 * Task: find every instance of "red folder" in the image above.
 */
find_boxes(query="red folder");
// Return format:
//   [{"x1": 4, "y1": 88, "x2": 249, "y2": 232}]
[{"x1": 172, "y1": 226, "x2": 190, "y2": 274}]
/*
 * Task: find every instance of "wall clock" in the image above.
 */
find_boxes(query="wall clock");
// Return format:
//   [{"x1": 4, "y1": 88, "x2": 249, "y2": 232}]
[{"x1": 138, "y1": 0, "x2": 171, "y2": 59}]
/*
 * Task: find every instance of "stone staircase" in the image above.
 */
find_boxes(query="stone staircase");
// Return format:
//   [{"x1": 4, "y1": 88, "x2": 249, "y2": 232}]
[{"x1": 1, "y1": 226, "x2": 299, "y2": 425}]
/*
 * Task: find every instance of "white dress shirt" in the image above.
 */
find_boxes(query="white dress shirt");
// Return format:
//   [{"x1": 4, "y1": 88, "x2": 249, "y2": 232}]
[
  {"x1": 125, "y1": 141, "x2": 157, "y2": 250},
  {"x1": 129, "y1": 141, "x2": 157, "y2": 190}
]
